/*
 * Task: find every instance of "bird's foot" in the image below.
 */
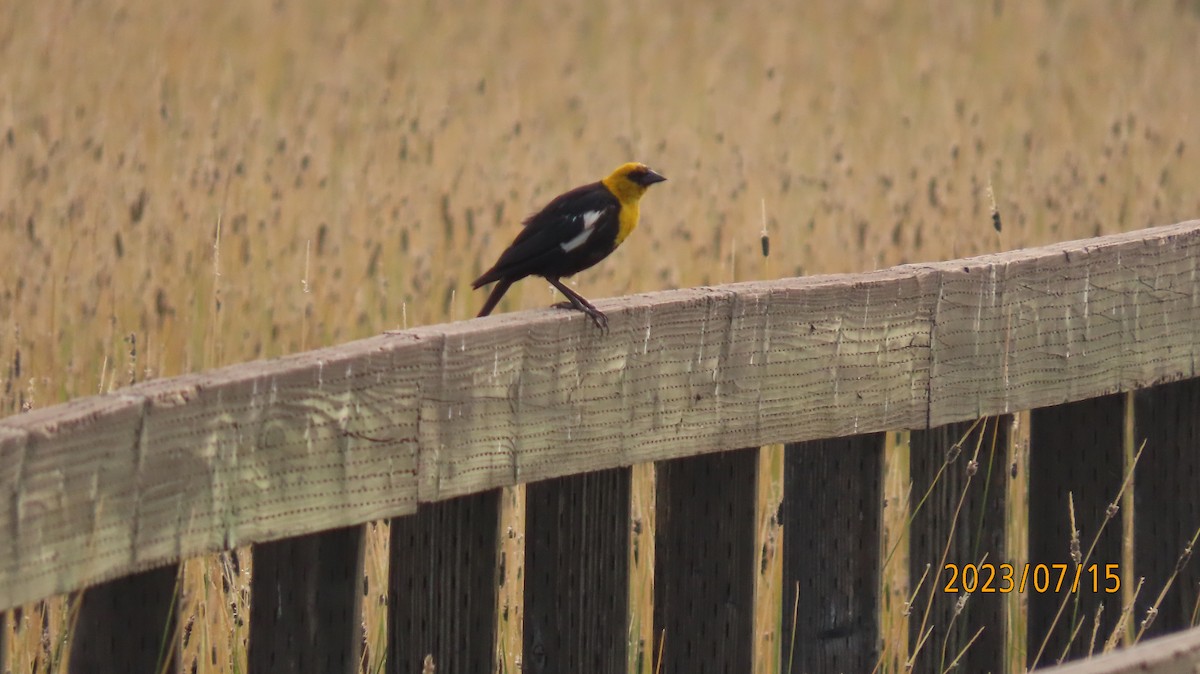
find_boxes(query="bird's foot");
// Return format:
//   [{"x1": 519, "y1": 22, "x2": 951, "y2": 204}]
[{"x1": 552, "y1": 301, "x2": 609, "y2": 332}]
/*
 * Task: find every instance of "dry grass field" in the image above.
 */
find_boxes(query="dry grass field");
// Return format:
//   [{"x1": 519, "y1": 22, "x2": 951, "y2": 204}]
[{"x1": 2, "y1": 0, "x2": 1199, "y2": 672}]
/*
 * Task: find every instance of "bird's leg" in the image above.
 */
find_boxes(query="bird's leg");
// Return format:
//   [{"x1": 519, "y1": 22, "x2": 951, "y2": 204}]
[{"x1": 547, "y1": 277, "x2": 608, "y2": 330}]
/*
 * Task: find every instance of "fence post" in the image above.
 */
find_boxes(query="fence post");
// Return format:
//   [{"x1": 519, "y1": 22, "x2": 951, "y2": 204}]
[
  {"x1": 1134, "y1": 378, "x2": 1200, "y2": 638},
  {"x1": 68, "y1": 565, "x2": 179, "y2": 674},
  {"x1": 247, "y1": 526, "x2": 365, "y2": 674},
  {"x1": 654, "y1": 448, "x2": 757, "y2": 673},
  {"x1": 524, "y1": 467, "x2": 631, "y2": 674},
  {"x1": 388, "y1": 490, "x2": 500, "y2": 674},
  {"x1": 781, "y1": 433, "x2": 884, "y2": 673},
  {"x1": 1028, "y1": 395, "x2": 1126, "y2": 666},
  {"x1": 908, "y1": 418, "x2": 1009, "y2": 673}
]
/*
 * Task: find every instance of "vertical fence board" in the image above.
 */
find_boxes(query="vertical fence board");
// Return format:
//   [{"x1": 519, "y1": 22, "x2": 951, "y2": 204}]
[
  {"x1": 1028, "y1": 395, "x2": 1125, "y2": 666},
  {"x1": 388, "y1": 491, "x2": 500, "y2": 674},
  {"x1": 524, "y1": 468, "x2": 630, "y2": 674},
  {"x1": 1121, "y1": 391, "x2": 1137, "y2": 645},
  {"x1": 1006, "y1": 411, "x2": 1031, "y2": 674},
  {"x1": 908, "y1": 418, "x2": 1009, "y2": 674},
  {"x1": 654, "y1": 448, "x2": 757, "y2": 673},
  {"x1": 781, "y1": 434, "x2": 884, "y2": 673},
  {"x1": 68, "y1": 565, "x2": 179, "y2": 674},
  {"x1": 1134, "y1": 379, "x2": 1200, "y2": 638},
  {"x1": 247, "y1": 526, "x2": 365, "y2": 674},
  {"x1": 880, "y1": 431, "x2": 912, "y2": 673},
  {"x1": 629, "y1": 462, "x2": 656, "y2": 674},
  {"x1": 755, "y1": 444, "x2": 786, "y2": 674}
]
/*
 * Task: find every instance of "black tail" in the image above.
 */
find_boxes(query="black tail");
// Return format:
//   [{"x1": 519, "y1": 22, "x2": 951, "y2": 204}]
[{"x1": 477, "y1": 278, "x2": 513, "y2": 317}]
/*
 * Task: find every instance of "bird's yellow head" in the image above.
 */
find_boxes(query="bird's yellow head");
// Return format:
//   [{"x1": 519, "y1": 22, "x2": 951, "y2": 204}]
[{"x1": 601, "y1": 162, "x2": 667, "y2": 205}]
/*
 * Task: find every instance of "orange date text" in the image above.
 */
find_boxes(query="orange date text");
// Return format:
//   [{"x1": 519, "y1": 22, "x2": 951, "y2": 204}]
[{"x1": 942, "y1": 563, "x2": 1121, "y2": 594}]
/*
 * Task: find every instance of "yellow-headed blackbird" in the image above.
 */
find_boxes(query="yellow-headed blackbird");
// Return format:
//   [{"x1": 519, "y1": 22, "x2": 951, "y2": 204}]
[{"x1": 473, "y1": 162, "x2": 667, "y2": 329}]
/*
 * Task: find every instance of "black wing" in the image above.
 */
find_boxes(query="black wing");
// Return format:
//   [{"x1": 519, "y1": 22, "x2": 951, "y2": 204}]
[{"x1": 473, "y1": 181, "x2": 621, "y2": 287}]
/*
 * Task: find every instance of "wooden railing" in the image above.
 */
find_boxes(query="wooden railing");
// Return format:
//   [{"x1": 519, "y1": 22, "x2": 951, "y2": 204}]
[{"x1": 3, "y1": 220, "x2": 1200, "y2": 673}]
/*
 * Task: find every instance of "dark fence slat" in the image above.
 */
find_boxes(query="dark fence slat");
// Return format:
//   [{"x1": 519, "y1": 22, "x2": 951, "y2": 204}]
[
  {"x1": 247, "y1": 526, "x2": 365, "y2": 674},
  {"x1": 654, "y1": 448, "x2": 757, "y2": 673},
  {"x1": 68, "y1": 565, "x2": 179, "y2": 674},
  {"x1": 524, "y1": 468, "x2": 630, "y2": 674},
  {"x1": 909, "y1": 418, "x2": 1010, "y2": 674},
  {"x1": 1134, "y1": 378, "x2": 1200, "y2": 638},
  {"x1": 782, "y1": 434, "x2": 884, "y2": 673},
  {"x1": 388, "y1": 490, "x2": 500, "y2": 674},
  {"x1": 1029, "y1": 395, "x2": 1126, "y2": 666}
]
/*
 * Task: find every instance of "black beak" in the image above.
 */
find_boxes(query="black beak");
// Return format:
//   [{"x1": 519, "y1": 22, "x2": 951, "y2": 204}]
[{"x1": 639, "y1": 169, "x2": 667, "y2": 186}]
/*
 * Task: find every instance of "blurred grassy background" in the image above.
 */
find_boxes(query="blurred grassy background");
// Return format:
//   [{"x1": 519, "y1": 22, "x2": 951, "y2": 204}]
[
  {"x1": 1, "y1": 0, "x2": 1198, "y2": 671},
  {"x1": 3, "y1": 0, "x2": 1198, "y2": 408}
]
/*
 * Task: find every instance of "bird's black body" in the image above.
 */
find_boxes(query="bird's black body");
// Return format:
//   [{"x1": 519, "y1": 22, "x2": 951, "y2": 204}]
[
  {"x1": 473, "y1": 163, "x2": 666, "y2": 329},
  {"x1": 472, "y1": 181, "x2": 621, "y2": 286}
]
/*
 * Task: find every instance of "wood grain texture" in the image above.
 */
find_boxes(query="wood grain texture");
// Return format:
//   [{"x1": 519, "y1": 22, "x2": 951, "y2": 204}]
[
  {"x1": 2, "y1": 220, "x2": 1200, "y2": 611},
  {"x1": 415, "y1": 269, "x2": 933, "y2": 503},
  {"x1": 929, "y1": 223, "x2": 1200, "y2": 423},
  {"x1": 1, "y1": 339, "x2": 421, "y2": 612}
]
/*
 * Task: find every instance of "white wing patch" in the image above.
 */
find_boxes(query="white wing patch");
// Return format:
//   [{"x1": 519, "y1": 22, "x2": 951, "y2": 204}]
[{"x1": 559, "y1": 209, "x2": 606, "y2": 252}]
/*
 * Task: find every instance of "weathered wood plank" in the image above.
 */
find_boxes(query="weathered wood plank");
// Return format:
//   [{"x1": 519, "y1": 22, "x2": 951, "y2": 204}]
[
  {"x1": 654, "y1": 448, "x2": 757, "y2": 673},
  {"x1": 247, "y1": 525, "x2": 364, "y2": 674},
  {"x1": 3, "y1": 220, "x2": 1200, "y2": 612},
  {"x1": 782, "y1": 434, "x2": 884, "y2": 673},
  {"x1": 0, "y1": 423, "x2": 23, "y2": 650},
  {"x1": 0, "y1": 340, "x2": 420, "y2": 612},
  {"x1": 68, "y1": 566, "x2": 179, "y2": 674},
  {"x1": 524, "y1": 468, "x2": 630, "y2": 674},
  {"x1": 0, "y1": 398, "x2": 148, "y2": 616},
  {"x1": 929, "y1": 224, "x2": 1200, "y2": 424},
  {"x1": 419, "y1": 269, "x2": 934, "y2": 502},
  {"x1": 1133, "y1": 379, "x2": 1200, "y2": 639},
  {"x1": 1039, "y1": 624, "x2": 1200, "y2": 673}
]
